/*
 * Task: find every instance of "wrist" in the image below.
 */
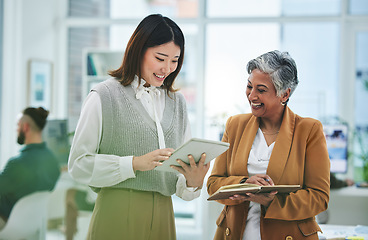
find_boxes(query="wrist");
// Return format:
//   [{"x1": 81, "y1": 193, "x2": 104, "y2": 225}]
[
  {"x1": 132, "y1": 156, "x2": 138, "y2": 172},
  {"x1": 186, "y1": 181, "x2": 203, "y2": 189}
]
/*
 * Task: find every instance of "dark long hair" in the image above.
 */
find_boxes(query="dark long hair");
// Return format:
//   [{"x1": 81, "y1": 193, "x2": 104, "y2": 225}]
[{"x1": 109, "y1": 14, "x2": 185, "y2": 93}]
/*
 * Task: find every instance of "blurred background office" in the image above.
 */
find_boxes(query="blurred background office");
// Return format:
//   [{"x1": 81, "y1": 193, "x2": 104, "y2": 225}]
[{"x1": 1, "y1": 0, "x2": 368, "y2": 239}]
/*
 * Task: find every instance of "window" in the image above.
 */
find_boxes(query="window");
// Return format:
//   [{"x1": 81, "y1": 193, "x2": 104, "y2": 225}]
[
  {"x1": 68, "y1": 0, "x2": 110, "y2": 18},
  {"x1": 281, "y1": 0, "x2": 341, "y2": 16},
  {"x1": 207, "y1": 0, "x2": 341, "y2": 17},
  {"x1": 207, "y1": 0, "x2": 281, "y2": 17},
  {"x1": 205, "y1": 23, "x2": 280, "y2": 138},
  {"x1": 350, "y1": 0, "x2": 368, "y2": 15},
  {"x1": 354, "y1": 31, "x2": 368, "y2": 180},
  {"x1": 204, "y1": 22, "x2": 339, "y2": 139},
  {"x1": 109, "y1": 0, "x2": 198, "y2": 19},
  {"x1": 282, "y1": 22, "x2": 339, "y2": 119}
]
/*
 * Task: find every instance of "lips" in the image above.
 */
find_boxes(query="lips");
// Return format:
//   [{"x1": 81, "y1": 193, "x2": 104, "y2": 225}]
[
  {"x1": 154, "y1": 73, "x2": 165, "y2": 79},
  {"x1": 251, "y1": 102, "x2": 263, "y2": 108}
]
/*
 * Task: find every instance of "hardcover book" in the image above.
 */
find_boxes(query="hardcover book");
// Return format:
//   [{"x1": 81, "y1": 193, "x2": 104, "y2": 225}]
[{"x1": 207, "y1": 183, "x2": 301, "y2": 201}]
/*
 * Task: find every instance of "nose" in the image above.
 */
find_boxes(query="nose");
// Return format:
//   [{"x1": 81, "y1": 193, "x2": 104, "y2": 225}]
[
  {"x1": 247, "y1": 88, "x2": 257, "y2": 101},
  {"x1": 161, "y1": 61, "x2": 171, "y2": 74}
]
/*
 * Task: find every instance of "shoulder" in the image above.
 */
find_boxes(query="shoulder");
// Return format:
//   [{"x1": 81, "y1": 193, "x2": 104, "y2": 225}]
[
  {"x1": 171, "y1": 91, "x2": 185, "y2": 101},
  {"x1": 5, "y1": 154, "x2": 22, "y2": 166},
  {"x1": 3, "y1": 152, "x2": 30, "y2": 172},
  {"x1": 92, "y1": 78, "x2": 121, "y2": 92},
  {"x1": 293, "y1": 115, "x2": 325, "y2": 140},
  {"x1": 167, "y1": 91, "x2": 187, "y2": 108},
  {"x1": 295, "y1": 114, "x2": 323, "y2": 130},
  {"x1": 226, "y1": 113, "x2": 253, "y2": 126}
]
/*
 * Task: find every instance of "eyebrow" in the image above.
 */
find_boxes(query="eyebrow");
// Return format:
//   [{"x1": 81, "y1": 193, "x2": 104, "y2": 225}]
[
  {"x1": 247, "y1": 80, "x2": 268, "y2": 88},
  {"x1": 156, "y1": 52, "x2": 180, "y2": 58}
]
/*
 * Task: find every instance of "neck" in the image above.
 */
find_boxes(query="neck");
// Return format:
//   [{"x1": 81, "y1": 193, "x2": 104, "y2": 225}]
[
  {"x1": 259, "y1": 115, "x2": 284, "y2": 134},
  {"x1": 24, "y1": 133, "x2": 43, "y2": 145}
]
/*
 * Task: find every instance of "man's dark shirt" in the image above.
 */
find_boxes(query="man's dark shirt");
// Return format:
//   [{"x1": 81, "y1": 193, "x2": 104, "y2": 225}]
[
  {"x1": 0, "y1": 142, "x2": 60, "y2": 219},
  {"x1": 330, "y1": 173, "x2": 348, "y2": 189}
]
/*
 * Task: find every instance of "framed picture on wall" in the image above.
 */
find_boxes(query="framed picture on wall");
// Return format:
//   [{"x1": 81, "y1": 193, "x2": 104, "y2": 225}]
[{"x1": 28, "y1": 59, "x2": 52, "y2": 110}]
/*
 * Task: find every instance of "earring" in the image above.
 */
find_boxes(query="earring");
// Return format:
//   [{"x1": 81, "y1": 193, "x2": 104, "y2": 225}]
[{"x1": 281, "y1": 98, "x2": 289, "y2": 106}]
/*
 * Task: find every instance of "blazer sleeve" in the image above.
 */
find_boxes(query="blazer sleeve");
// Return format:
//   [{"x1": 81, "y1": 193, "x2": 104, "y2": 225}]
[
  {"x1": 265, "y1": 120, "x2": 330, "y2": 220},
  {"x1": 207, "y1": 116, "x2": 248, "y2": 206}
]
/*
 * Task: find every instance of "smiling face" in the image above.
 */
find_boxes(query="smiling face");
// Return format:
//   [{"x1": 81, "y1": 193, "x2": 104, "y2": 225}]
[
  {"x1": 246, "y1": 69, "x2": 288, "y2": 120},
  {"x1": 141, "y1": 41, "x2": 181, "y2": 87}
]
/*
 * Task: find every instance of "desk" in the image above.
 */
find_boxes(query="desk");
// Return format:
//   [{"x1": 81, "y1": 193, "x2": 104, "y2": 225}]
[
  {"x1": 318, "y1": 224, "x2": 368, "y2": 239},
  {"x1": 327, "y1": 186, "x2": 368, "y2": 225}
]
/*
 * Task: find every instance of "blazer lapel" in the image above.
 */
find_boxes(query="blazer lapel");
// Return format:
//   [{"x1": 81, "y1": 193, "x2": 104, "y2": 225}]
[
  {"x1": 234, "y1": 115, "x2": 259, "y2": 176},
  {"x1": 266, "y1": 106, "x2": 296, "y2": 184}
]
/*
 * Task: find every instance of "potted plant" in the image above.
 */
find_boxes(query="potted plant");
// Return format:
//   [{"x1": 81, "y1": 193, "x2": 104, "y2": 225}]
[{"x1": 355, "y1": 127, "x2": 368, "y2": 182}]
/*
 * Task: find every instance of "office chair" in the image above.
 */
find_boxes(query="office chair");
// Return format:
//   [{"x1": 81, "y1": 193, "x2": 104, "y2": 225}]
[{"x1": 0, "y1": 191, "x2": 50, "y2": 240}]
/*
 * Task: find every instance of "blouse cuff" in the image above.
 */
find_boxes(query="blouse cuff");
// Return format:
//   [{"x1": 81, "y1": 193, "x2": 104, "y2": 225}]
[
  {"x1": 176, "y1": 174, "x2": 201, "y2": 201},
  {"x1": 118, "y1": 155, "x2": 136, "y2": 180}
]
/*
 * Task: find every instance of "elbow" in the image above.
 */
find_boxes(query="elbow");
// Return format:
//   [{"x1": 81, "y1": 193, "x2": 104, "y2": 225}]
[
  {"x1": 322, "y1": 192, "x2": 329, "y2": 212},
  {"x1": 316, "y1": 188, "x2": 330, "y2": 213}
]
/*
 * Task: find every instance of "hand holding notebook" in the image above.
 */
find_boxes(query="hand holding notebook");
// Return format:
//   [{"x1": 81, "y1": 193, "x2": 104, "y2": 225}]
[{"x1": 207, "y1": 183, "x2": 301, "y2": 201}]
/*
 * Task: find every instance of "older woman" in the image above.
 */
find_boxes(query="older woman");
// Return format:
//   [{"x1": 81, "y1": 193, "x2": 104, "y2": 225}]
[{"x1": 207, "y1": 50, "x2": 330, "y2": 240}]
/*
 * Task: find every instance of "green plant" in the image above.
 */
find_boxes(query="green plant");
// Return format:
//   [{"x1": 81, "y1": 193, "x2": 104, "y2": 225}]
[{"x1": 355, "y1": 128, "x2": 368, "y2": 182}]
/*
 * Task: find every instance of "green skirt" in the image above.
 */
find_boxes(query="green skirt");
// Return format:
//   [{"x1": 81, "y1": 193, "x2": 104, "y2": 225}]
[{"x1": 87, "y1": 188, "x2": 176, "y2": 240}]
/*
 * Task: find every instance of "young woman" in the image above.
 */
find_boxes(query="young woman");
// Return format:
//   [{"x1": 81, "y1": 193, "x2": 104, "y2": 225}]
[{"x1": 69, "y1": 14, "x2": 209, "y2": 240}]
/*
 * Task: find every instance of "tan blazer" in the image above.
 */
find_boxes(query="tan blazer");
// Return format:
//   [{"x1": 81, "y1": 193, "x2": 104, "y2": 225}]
[{"x1": 207, "y1": 107, "x2": 330, "y2": 240}]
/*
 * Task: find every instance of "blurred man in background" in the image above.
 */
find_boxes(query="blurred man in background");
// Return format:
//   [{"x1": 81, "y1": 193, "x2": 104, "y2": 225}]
[{"x1": 0, "y1": 107, "x2": 60, "y2": 229}]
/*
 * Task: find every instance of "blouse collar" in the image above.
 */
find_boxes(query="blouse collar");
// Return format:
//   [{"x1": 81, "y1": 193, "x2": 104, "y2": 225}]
[{"x1": 131, "y1": 75, "x2": 161, "y2": 99}]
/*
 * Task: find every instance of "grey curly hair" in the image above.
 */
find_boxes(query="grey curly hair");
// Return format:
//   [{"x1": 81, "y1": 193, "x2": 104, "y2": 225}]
[{"x1": 246, "y1": 50, "x2": 299, "y2": 99}]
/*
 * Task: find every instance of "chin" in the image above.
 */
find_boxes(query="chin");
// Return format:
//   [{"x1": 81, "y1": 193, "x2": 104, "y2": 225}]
[
  {"x1": 250, "y1": 110, "x2": 264, "y2": 118},
  {"x1": 152, "y1": 81, "x2": 165, "y2": 87}
]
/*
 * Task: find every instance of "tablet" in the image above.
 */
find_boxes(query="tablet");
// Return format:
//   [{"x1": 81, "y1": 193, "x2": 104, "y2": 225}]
[{"x1": 155, "y1": 138, "x2": 230, "y2": 173}]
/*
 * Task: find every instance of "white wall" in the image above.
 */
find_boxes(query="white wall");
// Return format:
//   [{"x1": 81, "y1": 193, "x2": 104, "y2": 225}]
[{"x1": 0, "y1": 0, "x2": 65, "y2": 167}]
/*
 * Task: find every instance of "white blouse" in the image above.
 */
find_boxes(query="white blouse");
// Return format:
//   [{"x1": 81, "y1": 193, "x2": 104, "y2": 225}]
[
  {"x1": 243, "y1": 128, "x2": 275, "y2": 240},
  {"x1": 68, "y1": 77, "x2": 200, "y2": 200}
]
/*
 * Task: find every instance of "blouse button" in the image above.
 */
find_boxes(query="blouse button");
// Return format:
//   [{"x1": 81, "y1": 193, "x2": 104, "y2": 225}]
[
  {"x1": 225, "y1": 227, "x2": 230, "y2": 236},
  {"x1": 285, "y1": 236, "x2": 293, "y2": 240}
]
